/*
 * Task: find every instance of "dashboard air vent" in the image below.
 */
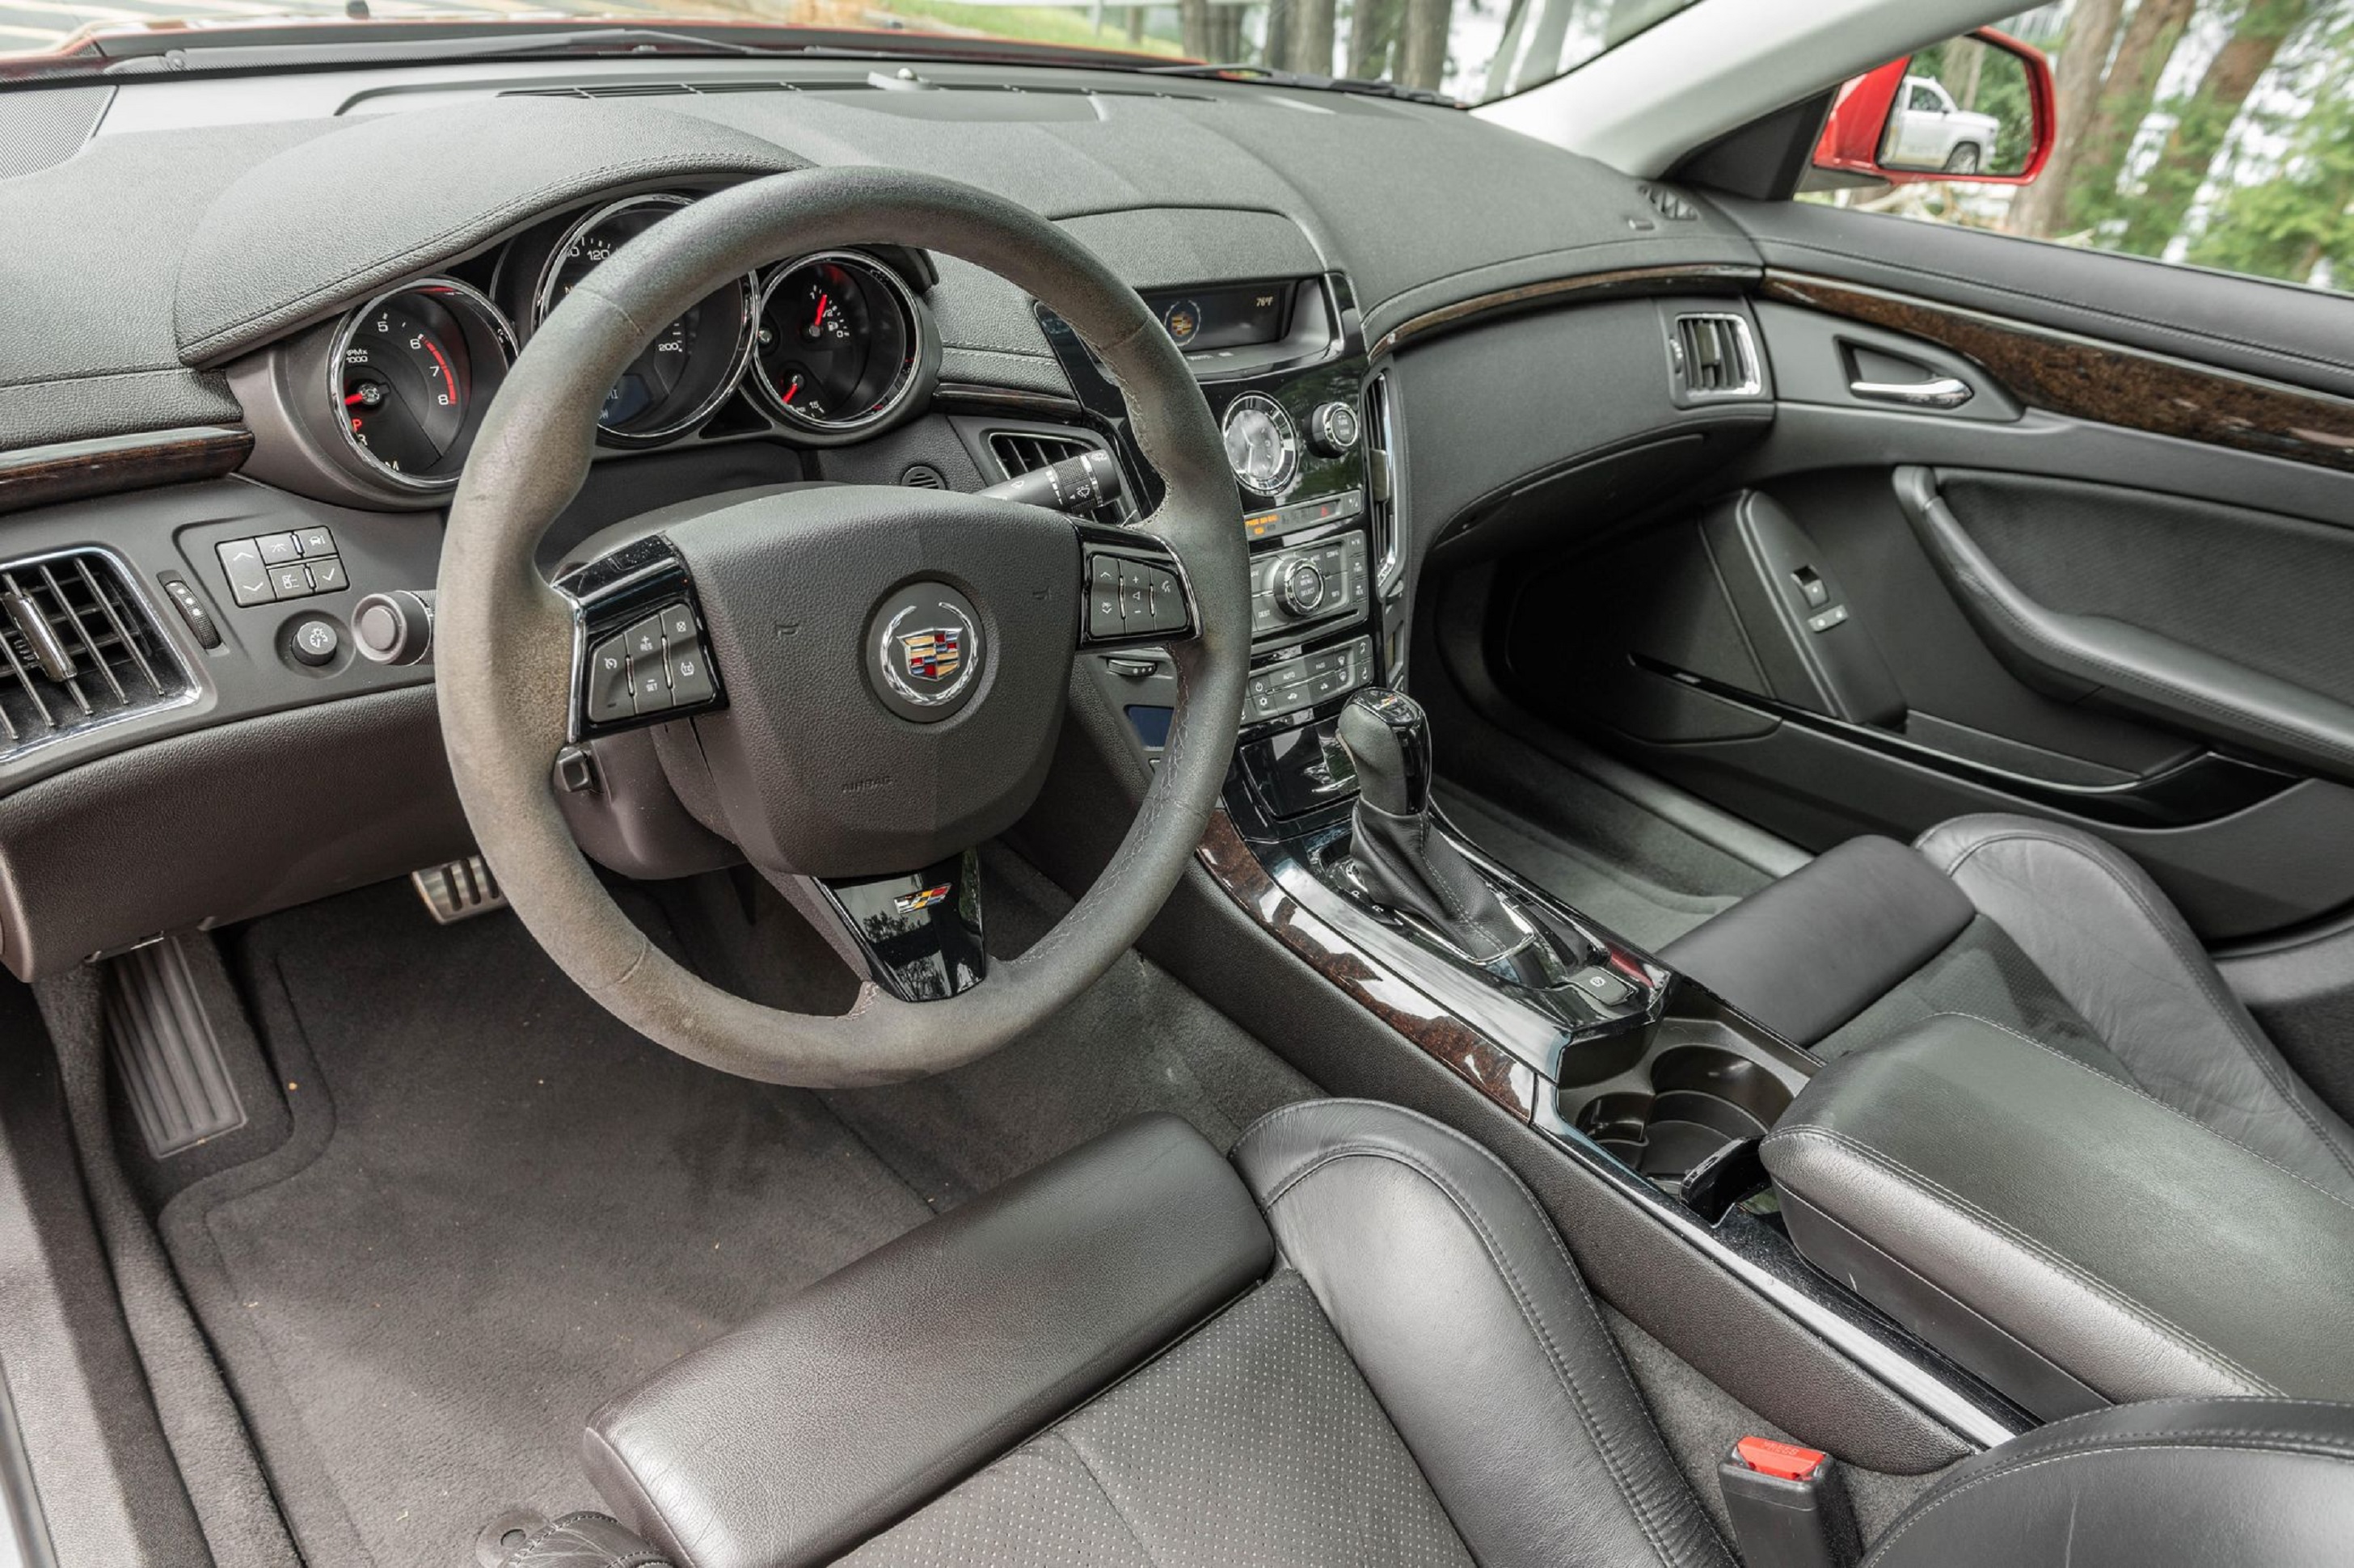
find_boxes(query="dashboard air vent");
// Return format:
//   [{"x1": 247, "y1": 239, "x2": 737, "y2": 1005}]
[
  {"x1": 1673, "y1": 314, "x2": 1762, "y2": 400},
  {"x1": 901, "y1": 463, "x2": 947, "y2": 490},
  {"x1": 1362, "y1": 372, "x2": 1401, "y2": 591},
  {"x1": 1639, "y1": 183, "x2": 1702, "y2": 221},
  {"x1": 0, "y1": 550, "x2": 188, "y2": 761},
  {"x1": 987, "y1": 430, "x2": 1127, "y2": 525}
]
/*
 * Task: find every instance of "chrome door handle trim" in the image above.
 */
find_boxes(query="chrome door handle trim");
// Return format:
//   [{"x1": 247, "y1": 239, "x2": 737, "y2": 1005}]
[{"x1": 1850, "y1": 375, "x2": 1974, "y2": 409}]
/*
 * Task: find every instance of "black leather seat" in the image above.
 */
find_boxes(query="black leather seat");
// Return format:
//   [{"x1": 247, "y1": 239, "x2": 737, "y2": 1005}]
[
  {"x1": 1664, "y1": 812, "x2": 2354, "y2": 1201},
  {"x1": 568, "y1": 1101, "x2": 2354, "y2": 1568}
]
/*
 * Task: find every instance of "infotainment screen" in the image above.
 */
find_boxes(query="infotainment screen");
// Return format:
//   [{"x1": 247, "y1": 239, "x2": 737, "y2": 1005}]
[{"x1": 1143, "y1": 281, "x2": 1297, "y2": 353}]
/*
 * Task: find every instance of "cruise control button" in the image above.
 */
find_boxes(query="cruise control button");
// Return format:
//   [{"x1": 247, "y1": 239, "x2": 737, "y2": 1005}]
[
  {"x1": 216, "y1": 538, "x2": 271, "y2": 607},
  {"x1": 626, "y1": 615, "x2": 672, "y2": 713},
  {"x1": 585, "y1": 634, "x2": 632, "y2": 723},
  {"x1": 268, "y1": 563, "x2": 312, "y2": 600},
  {"x1": 658, "y1": 603, "x2": 697, "y2": 646},
  {"x1": 305, "y1": 555, "x2": 348, "y2": 593},
  {"x1": 664, "y1": 631, "x2": 715, "y2": 706}
]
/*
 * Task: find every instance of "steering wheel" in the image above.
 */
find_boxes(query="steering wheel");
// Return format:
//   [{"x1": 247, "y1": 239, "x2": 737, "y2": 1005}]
[{"x1": 436, "y1": 169, "x2": 1247, "y2": 1087}]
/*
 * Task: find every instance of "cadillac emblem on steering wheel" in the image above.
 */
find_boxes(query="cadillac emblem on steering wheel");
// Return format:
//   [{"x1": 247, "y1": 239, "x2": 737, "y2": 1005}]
[{"x1": 868, "y1": 583, "x2": 984, "y2": 722}]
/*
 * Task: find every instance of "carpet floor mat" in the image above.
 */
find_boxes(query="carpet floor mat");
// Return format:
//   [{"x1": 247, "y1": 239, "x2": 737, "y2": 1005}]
[{"x1": 162, "y1": 867, "x2": 1308, "y2": 1568}]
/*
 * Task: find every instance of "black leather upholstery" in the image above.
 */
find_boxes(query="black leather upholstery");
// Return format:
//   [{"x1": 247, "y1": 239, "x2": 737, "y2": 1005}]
[
  {"x1": 583, "y1": 1113, "x2": 1270, "y2": 1568},
  {"x1": 1761, "y1": 1014, "x2": 2354, "y2": 1418},
  {"x1": 584, "y1": 1102, "x2": 2354, "y2": 1568},
  {"x1": 1234, "y1": 1099, "x2": 1732, "y2": 1568},
  {"x1": 1865, "y1": 1399, "x2": 2354, "y2": 1567},
  {"x1": 1660, "y1": 835, "x2": 1973, "y2": 1045},
  {"x1": 1916, "y1": 814, "x2": 2354, "y2": 1200}
]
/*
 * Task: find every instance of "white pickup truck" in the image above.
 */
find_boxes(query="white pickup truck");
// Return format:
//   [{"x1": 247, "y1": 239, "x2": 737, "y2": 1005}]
[{"x1": 1883, "y1": 74, "x2": 2002, "y2": 173}]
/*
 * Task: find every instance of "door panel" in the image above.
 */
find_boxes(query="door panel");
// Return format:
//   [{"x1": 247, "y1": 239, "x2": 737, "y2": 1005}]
[{"x1": 1481, "y1": 206, "x2": 2354, "y2": 943}]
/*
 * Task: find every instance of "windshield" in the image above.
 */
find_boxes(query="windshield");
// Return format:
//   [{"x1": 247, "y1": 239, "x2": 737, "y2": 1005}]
[{"x1": 0, "y1": 0, "x2": 1705, "y2": 104}]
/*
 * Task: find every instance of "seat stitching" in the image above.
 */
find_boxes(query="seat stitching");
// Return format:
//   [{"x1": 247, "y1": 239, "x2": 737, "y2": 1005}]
[
  {"x1": 1859, "y1": 1437, "x2": 2354, "y2": 1566},
  {"x1": 1038, "y1": 1428, "x2": 1167, "y2": 1568},
  {"x1": 1766, "y1": 1125, "x2": 2276, "y2": 1391},
  {"x1": 1268, "y1": 1143, "x2": 1691, "y2": 1568},
  {"x1": 1934, "y1": 827, "x2": 2354, "y2": 1189},
  {"x1": 1931, "y1": 1009, "x2": 2354, "y2": 1223}
]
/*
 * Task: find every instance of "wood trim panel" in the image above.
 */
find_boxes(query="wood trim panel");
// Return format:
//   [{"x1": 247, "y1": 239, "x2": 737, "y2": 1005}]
[
  {"x1": 1763, "y1": 271, "x2": 2354, "y2": 474},
  {"x1": 0, "y1": 426, "x2": 251, "y2": 518},
  {"x1": 1371, "y1": 262, "x2": 1761, "y2": 359},
  {"x1": 1196, "y1": 811, "x2": 1538, "y2": 1119}
]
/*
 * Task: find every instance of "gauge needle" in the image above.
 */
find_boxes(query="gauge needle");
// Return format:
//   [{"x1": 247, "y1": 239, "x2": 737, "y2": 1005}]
[
  {"x1": 810, "y1": 292, "x2": 830, "y2": 336},
  {"x1": 344, "y1": 392, "x2": 367, "y2": 407},
  {"x1": 782, "y1": 374, "x2": 801, "y2": 405}
]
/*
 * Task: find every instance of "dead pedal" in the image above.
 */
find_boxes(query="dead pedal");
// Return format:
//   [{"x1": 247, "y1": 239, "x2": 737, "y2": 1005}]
[
  {"x1": 413, "y1": 855, "x2": 508, "y2": 925},
  {"x1": 103, "y1": 936, "x2": 247, "y2": 1158}
]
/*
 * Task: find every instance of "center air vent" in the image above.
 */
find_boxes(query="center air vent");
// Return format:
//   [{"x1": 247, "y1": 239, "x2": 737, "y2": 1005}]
[
  {"x1": 1673, "y1": 314, "x2": 1763, "y2": 400},
  {"x1": 0, "y1": 550, "x2": 190, "y2": 761},
  {"x1": 987, "y1": 430, "x2": 1128, "y2": 525}
]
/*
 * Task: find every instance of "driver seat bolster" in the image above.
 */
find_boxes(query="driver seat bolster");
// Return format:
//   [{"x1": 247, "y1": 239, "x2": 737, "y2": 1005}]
[{"x1": 580, "y1": 1112, "x2": 1272, "y2": 1568}]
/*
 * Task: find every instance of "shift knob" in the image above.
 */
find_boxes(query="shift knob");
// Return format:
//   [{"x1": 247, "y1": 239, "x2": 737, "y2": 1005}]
[{"x1": 1336, "y1": 688, "x2": 1432, "y2": 817}]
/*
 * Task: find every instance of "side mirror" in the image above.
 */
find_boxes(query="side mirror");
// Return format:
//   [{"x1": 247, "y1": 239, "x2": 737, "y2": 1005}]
[{"x1": 1812, "y1": 27, "x2": 2055, "y2": 187}]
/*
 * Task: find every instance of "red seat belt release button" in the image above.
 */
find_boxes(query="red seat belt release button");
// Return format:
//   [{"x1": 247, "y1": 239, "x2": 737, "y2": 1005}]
[
  {"x1": 1736, "y1": 1435, "x2": 1829, "y2": 1482},
  {"x1": 1719, "y1": 1435, "x2": 1859, "y2": 1568}
]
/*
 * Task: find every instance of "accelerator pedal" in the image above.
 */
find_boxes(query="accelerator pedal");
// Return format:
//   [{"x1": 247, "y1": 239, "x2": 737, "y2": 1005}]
[
  {"x1": 413, "y1": 855, "x2": 508, "y2": 925},
  {"x1": 103, "y1": 937, "x2": 247, "y2": 1157}
]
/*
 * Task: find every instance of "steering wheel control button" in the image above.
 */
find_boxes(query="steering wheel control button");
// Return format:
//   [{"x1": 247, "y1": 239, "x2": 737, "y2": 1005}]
[
  {"x1": 867, "y1": 582, "x2": 982, "y2": 723},
  {"x1": 288, "y1": 616, "x2": 340, "y2": 668},
  {"x1": 1087, "y1": 556, "x2": 1123, "y2": 639},
  {"x1": 216, "y1": 538, "x2": 272, "y2": 607},
  {"x1": 626, "y1": 615, "x2": 673, "y2": 714},
  {"x1": 660, "y1": 606, "x2": 717, "y2": 706},
  {"x1": 585, "y1": 633, "x2": 632, "y2": 723}
]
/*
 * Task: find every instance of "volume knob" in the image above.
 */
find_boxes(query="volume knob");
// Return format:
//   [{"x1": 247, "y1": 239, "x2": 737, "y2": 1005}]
[{"x1": 1276, "y1": 559, "x2": 1327, "y2": 618}]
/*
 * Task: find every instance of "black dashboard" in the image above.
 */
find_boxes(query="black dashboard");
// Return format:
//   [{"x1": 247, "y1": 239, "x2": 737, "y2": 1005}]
[{"x1": 0, "y1": 56, "x2": 1777, "y2": 976}]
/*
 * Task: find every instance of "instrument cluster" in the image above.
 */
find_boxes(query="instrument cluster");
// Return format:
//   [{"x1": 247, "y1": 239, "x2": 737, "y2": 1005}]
[{"x1": 316, "y1": 187, "x2": 939, "y2": 499}]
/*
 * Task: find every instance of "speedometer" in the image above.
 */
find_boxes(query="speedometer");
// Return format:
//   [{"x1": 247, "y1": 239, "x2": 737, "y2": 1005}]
[
  {"x1": 752, "y1": 253, "x2": 926, "y2": 436},
  {"x1": 533, "y1": 193, "x2": 756, "y2": 447}
]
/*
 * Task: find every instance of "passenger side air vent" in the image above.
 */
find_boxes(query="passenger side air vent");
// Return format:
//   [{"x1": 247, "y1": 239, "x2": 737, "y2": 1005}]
[
  {"x1": 1362, "y1": 372, "x2": 1402, "y2": 590},
  {"x1": 987, "y1": 430, "x2": 1128, "y2": 525},
  {"x1": 0, "y1": 550, "x2": 188, "y2": 761},
  {"x1": 1639, "y1": 183, "x2": 1702, "y2": 221},
  {"x1": 1673, "y1": 314, "x2": 1763, "y2": 400}
]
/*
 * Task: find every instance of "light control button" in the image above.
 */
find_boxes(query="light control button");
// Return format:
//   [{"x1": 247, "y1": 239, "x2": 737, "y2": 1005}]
[
  {"x1": 216, "y1": 538, "x2": 271, "y2": 607},
  {"x1": 288, "y1": 617, "x2": 339, "y2": 668},
  {"x1": 585, "y1": 633, "x2": 632, "y2": 723}
]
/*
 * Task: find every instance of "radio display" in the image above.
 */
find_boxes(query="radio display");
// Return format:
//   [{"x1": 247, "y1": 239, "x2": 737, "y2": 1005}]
[{"x1": 1145, "y1": 281, "x2": 1297, "y2": 353}]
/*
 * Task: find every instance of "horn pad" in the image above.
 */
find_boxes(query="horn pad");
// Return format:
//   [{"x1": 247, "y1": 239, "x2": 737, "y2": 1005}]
[{"x1": 666, "y1": 486, "x2": 1079, "y2": 878}]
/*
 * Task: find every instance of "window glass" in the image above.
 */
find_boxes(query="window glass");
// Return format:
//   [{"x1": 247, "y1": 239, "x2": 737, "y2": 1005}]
[{"x1": 1809, "y1": 0, "x2": 2354, "y2": 294}]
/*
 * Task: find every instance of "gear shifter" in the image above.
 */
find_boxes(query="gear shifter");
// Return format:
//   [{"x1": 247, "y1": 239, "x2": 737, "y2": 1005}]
[{"x1": 1335, "y1": 689, "x2": 1525, "y2": 962}]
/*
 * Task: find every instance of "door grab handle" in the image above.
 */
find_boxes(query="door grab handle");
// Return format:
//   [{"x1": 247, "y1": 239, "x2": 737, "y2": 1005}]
[{"x1": 1850, "y1": 375, "x2": 1973, "y2": 410}]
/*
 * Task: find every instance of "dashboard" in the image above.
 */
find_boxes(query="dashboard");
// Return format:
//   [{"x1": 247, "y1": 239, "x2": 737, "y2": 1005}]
[{"x1": 0, "y1": 56, "x2": 1774, "y2": 976}]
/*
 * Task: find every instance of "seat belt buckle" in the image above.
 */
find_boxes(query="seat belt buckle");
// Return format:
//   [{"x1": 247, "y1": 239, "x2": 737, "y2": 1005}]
[{"x1": 1717, "y1": 1436, "x2": 1860, "y2": 1568}]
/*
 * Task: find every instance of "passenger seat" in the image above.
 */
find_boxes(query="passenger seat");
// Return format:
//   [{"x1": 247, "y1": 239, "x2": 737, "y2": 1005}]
[{"x1": 1661, "y1": 813, "x2": 2354, "y2": 1202}]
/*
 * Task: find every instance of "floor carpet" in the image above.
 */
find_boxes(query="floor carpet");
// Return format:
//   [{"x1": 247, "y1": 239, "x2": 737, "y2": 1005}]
[{"x1": 160, "y1": 863, "x2": 1309, "y2": 1568}]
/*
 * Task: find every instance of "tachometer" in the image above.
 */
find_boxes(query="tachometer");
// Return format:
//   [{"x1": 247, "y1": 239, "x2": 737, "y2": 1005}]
[
  {"x1": 752, "y1": 252, "x2": 926, "y2": 436},
  {"x1": 331, "y1": 279, "x2": 514, "y2": 491},
  {"x1": 534, "y1": 193, "x2": 756, "y2": 447}
]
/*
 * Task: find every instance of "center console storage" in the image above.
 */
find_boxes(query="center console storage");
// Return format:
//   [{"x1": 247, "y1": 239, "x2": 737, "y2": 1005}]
[{"x1": 1762, "y1": 1014, "x2": 2354, "y2": 1422}]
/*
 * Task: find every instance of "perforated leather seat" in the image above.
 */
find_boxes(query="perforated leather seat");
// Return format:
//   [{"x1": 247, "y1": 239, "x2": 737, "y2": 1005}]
[{"x1": 575, "y1": 1100, "x2": 2354, "y2": 1568}]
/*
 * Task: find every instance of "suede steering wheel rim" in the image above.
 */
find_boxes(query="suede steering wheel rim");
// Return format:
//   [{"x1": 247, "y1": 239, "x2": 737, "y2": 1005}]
[{"x1": 436, "y1": 168, "x2": 1247, "y2": 1087}]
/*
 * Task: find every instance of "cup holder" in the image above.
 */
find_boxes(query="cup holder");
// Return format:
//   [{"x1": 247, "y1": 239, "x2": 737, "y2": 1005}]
[{"x1": 1574, "y1": 1045, "x2": 1796, "y2": 1182}]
